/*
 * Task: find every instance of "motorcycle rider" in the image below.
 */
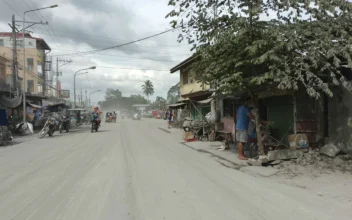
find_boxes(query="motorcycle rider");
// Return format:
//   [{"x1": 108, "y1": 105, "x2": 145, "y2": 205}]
[{"x1": 91, "y1": 107, "x2": 101, "y2": 126}]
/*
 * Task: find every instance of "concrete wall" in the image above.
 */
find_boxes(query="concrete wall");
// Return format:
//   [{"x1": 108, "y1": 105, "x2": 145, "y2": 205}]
[
  {"x1": 179, "y1": 69, "x2": 210, "y2": 97},
  {"x1": 328, "y1": 88, "x2": 352, "y2": 150},
  {"x1": 0, "y1": 44, "x2": 39, "y2": 94}
]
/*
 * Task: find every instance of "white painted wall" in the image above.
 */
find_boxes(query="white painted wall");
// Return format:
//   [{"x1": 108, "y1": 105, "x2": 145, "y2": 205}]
[{"x1": 0, "y1": 36, "x2": 36, "y2": 49}]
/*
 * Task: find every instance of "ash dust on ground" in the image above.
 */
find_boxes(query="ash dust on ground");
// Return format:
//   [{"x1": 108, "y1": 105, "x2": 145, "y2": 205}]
[{"x1": 268, "y1": 148, "x2": 352, "y2": 204}]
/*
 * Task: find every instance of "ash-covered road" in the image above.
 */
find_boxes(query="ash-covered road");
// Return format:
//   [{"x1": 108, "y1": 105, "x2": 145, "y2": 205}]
[{"x1": 0, "y1": 119, "x2": 349, "y2": 220}]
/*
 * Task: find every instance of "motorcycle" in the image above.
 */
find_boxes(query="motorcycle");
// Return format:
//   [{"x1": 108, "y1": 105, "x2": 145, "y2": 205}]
[
  {"x1": 90, "y1": 114, "x2": 99, "y2": 133},
  {"x1": 0, "y1": 126, "x2": 13, "y2": 146},
  {"x1": 39, "y1": 116, "x2": 58, "y2": 138},
  {"x1": 59, "y1": 115, "x2": 71, "y2": 133},
  {"x1": 133, "y1": 113, "x2": 141, "y2": 120}
]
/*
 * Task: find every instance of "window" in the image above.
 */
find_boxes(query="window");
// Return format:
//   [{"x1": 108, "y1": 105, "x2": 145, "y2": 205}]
[
  {"x1": 0, "y1": 39, "x2": 4, "y2": 46},
  {"x1": 27, "y1": 58, "x2": 34, "y2": 71},
  {"x1": 27, "y1": 80, "x2": 34, "y2": 93},
  {"x1": 16, "y1": 40, "x2": 23, "y2": 47},
  {"x1": 182, "y1": 70, "x2": 189, "y2": 85}
]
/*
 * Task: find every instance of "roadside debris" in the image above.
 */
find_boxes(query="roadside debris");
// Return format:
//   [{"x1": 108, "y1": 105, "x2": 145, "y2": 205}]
[
  {"x1": 244, "y1": 142, "x2": 352, "y2": 178},
  {"x1": 272, "y1": 147, "x2": 352, "y2": 178},
  {"x1": 319, "y1": 143, "x2": 341, "y2": 157},
  {"x1": 246, "y1": 155, "x2": 269, "y2": 166},
  {"x1": 267, "y1": 149, "x2": 304, "y2": 161},
  {"x1": 172, "y1": 109, "x2": 190, "y2": 128}
]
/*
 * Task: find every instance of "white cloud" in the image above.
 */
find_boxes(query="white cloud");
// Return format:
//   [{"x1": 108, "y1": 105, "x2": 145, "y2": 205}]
[{"x1": 0, "y1": 0, "x2": 192, "y2": 104}]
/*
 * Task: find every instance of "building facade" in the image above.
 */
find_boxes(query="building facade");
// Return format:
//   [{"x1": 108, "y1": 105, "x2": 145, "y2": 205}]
[
  {"x1": 0, "y1": 32, "x2": 51, "y2": 96},
  {"x1": 170, "y1": 56, "x2": 212, "y2": 120}
]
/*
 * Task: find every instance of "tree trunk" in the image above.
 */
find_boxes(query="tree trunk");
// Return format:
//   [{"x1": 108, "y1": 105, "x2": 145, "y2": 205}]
[{"x1": 253, "y1": 96, "x2": 265, "y2": 156}]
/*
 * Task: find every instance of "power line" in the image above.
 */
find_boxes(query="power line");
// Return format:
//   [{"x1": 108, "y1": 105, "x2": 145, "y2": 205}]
[
  {"x1": 52, "y1": 28, "x2": 181, "y2": 57},
  {"x1": 31, "y1": 29, "x2": 191, "y2": 48},
  {"x1": 63, "y1": 64, "x2": 170, "y2": 72},
  {"x1": 48, "y1": 48, "x2": 186, "y2": 62},
  {"x1": 50, "y1": 46, "x2": 190, "y2": 57},
  {"x1": 22, "y1": 0, "x2": 62, "y2": 49},
  {"x1": 1, "y1": 53, "x2": 57, "y2": 91},
  {"x1": 30, "y1": 26, "x2": 190, "y2": 46},
  {"x1": 27, "y1": 0, "x2": 65, "y2": 49},
  {"x1": 3, "y1": 0, "x2": 23, "y2": 19}
]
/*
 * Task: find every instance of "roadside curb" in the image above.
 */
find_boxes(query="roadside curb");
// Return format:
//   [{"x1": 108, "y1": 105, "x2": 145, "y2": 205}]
[{"x1": 180, "y1": 142, "x2": 249, "y2": 169}]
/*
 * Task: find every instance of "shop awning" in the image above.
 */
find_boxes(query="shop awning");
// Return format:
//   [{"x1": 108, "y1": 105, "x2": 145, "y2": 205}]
[
  {"x1": 0, "y1": 95, "x2": 22, "y2": 108},
  {"x1": 67, "y1": 108, "x2": 86, "y2": 111},
  {"x1": 27, "y1": 102, "x2": 42, "y2": 109},
  {"x1": 168, "y1": 103, "x2": 186, "y2": 108},
  {"x1": 195, "y1": 98, "x2": 212, "y2": 105}
]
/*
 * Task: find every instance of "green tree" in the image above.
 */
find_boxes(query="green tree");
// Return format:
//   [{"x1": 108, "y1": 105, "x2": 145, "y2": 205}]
[
  {"x1": 141, "y1": 80, "x2": 154, "y2": 102},
  {"x1": 98, "y1": 90, "x2": 148, "y2": 111},
  {"x1": 105, "y1": 88, "x2": 122, "y2": 101},
  {"x1": 167, "y1": 0, "x2": 352, "y2": 155},
  {"x1": 152, "y1": 96, "x2": 167, "y2": 109},
  {"x1": 167, "y1": 82, "x2": 180, "y2": 104}
]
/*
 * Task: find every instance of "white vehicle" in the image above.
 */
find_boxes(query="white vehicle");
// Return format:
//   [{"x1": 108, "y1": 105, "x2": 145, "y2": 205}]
[{"x1": 132, "y1": 113, "x2": 141, "y2": 120}]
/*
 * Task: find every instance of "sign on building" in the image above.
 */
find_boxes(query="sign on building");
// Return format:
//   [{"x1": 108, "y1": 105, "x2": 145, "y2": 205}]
[{"x1": 61, "y1": 90, "x2": 70, "y2": 98}]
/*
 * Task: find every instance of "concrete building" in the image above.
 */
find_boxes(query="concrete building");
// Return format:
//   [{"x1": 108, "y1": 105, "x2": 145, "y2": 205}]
[
  {"x1": 170, "y1": 56, "x2": 213, "y2": 120},
  {"x1": 0, "y1": 32, "x2": 51, "y2": 96},
  {"x1": 0, "y1": 55, "x2": 11, "y2": 93},
  {"x1": 132, "y1": 104, "x2": 149, "y2": 113}
]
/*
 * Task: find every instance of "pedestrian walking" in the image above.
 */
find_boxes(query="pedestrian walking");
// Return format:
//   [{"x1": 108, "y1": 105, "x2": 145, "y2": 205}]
[{"x1": 164, "y1": 108, "x2": 173, "y2": 129}]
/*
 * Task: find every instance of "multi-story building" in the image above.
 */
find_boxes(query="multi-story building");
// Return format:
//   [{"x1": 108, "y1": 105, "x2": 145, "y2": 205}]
[
  {"x1": 0, "y1": 32, "x2": 51, "y2": 96},
  {"x1": 0, "y1": 55, "x2": 11, "y2": 93},
  {"x1": 170, "y1": 56, "x2": 213, "y2": 120}
]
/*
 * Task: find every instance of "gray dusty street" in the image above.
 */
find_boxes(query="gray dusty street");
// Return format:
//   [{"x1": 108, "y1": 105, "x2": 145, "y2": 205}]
[{"x1": 0, "y1": 119, "x2": 350, "y2": 220}]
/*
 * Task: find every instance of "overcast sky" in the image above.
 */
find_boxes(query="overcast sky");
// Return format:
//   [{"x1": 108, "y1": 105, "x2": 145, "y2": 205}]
[{"x1": 0, "y1": 0, "x2": 191, "y2": 104}]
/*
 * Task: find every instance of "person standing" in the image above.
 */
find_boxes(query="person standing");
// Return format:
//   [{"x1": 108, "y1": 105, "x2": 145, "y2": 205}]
[{"x1": 236, "y1": 97, "x2": 255, "y2": 160}]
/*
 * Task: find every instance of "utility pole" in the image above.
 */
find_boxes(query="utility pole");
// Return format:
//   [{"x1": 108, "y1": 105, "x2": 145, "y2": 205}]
[
  {"x1": 11, "y1": 14, "x2": 18, "y2": 97},
  {"x1": 56, "y1": 58, "x2": 72, "y2": 97},
  {"x1": 56, "y1": 57, "x2": 59, "y2": 97},
  {"x1": 78, "y1": 94, "x2": 80, "y2": 107},
  {"x1": 85, "y1": 90, "x2": 87, "y2": 107},
  {"x1": 80, "y1": 88, "x2": 83, "y2": 107}
]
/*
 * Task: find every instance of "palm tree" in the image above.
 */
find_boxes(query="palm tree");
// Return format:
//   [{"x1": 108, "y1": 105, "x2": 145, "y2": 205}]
[{"x1": 141, "y1": 80, "x2": 154, "y2": 103}]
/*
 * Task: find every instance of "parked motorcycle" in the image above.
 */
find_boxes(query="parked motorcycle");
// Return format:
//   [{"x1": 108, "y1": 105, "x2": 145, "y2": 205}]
[
  {"x1": 39, "y1": 116, "x2": 58, "y2": 138},
  {"x1": 0, "y1": 126, "x2": 13, "y2": 146},
  {"x1": 90, "y1": 114, "x2": 99, "y2": 133}
]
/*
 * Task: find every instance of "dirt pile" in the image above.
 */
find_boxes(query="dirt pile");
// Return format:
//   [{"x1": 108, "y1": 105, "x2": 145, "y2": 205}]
[
  {"x1": 296, "y1": 149, "x2": 352, "y2": 169},
  {"x1": 172, "y1": 109, "x2": 190, "y2": 128},
  {"x1": 274, "y1": 148, "x2": 352, "y2": 178}
]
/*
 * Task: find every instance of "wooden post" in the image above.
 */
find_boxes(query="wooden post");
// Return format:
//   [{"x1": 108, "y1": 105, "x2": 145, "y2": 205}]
[{"x1": 253, "y1": 95, "x2": 265, "y2": 156}]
